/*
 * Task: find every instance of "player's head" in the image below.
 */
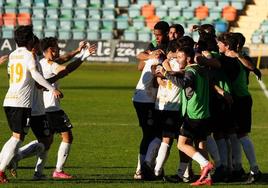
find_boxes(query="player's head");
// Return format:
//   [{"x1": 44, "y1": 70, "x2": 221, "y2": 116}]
[
  {"x1": 41, "y1": 37, "x2": 59, "y2": 60},
  {"x1": 231, "y1": 32, "x2": 245, "y2": 52},
  {"x1": 223, "y1": 34, "x2": 239, "y2": 52},
  {"x1": 217, "y1": 33, "x2": 229, "y2": 53},
  {"x1": 14, "y1": 25, "x2": 34, "y2": 49},
  {"x1": 32, "y1": 35, "x2": 42, "y2": 56},
  {"x1": 167, "y1": 39, "x2": 179, "y2": 53},
  {"x1": 168, "y1": 24, "x2": 185, "y2": 41},
  {"x1": 177, "y1": 36, "x2": 195, "y2": 49},
  {"x1": 176, "y1": 46, "x2": 195, "y2": 67},
  {"x1": 153, "y1": 21, "x2": 169, "y2": 45}
]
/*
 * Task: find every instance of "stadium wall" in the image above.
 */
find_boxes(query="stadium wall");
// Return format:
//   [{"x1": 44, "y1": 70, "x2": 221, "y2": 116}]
[{"x1": 0, "y1": 39, "x2": 267, "y2": 68}]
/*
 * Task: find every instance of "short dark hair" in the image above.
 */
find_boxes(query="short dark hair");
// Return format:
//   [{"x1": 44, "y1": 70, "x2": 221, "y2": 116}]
[
  {"x1": 170, "y1": 24, "x2": 185, "y2": 36},
  {"x1": 154, "y1": 21, "x2": 169, "y2": 34},
  {"x1": 224, "y1": 34, "x2": 239, "y2": 52},
  {"x1": 14, "y1": 25, "x2": 34, "y2": 47},
  {"x1": 178, "y1": 46, "x2": 195, "y2": 60},
  {"x1": 167, "y1": 39, "x2": 179, "y2": 53},
  {"x1": 177, "y1": 36, "x2": 195, "y2": 49},
  {"x1": 231, "y1": 32, "x2": 245, "y2": 50},
  {"x1": 41, "y1": 37, "x2": 58, "y2": 52}
]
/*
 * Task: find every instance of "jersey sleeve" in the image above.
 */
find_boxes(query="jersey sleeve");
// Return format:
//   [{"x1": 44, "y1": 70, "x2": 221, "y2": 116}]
[
  {"x1": 51, "y1": 62, "x2": 61, "y2": 75},
  {"x1": 26, "y1": 53, "x2": 37, "y2": 71}
]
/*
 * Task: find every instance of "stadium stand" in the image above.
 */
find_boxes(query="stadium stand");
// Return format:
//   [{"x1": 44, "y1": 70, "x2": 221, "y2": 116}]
[{"x1": 0, "y1": 0, "x2": 253, "y2": 41}]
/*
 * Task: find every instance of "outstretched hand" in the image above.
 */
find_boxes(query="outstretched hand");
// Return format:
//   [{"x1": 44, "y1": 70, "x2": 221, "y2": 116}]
[{"x1": 0, "y1": 55, "x2": 8, "y2": 65}]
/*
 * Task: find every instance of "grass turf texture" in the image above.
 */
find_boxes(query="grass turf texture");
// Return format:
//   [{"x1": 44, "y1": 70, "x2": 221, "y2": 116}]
[{"x1": 0, "y1": 63, "x2": 267, "y2": 187}]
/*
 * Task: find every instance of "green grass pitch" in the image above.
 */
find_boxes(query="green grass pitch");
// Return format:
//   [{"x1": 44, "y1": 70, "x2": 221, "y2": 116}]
[{"x1": 0, "y1": 63, "x2": 267, "y2": 187}]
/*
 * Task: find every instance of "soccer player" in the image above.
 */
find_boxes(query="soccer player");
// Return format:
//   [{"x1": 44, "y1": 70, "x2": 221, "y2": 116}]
[
  {"x1": 156, "y1": 46, "x2": 214, "y2": 186},
  {"x1": 168, "y1": 24, "x2": 185, "y2": 41},
  {"x1": 39, "y1": 37, "x2": 96, "y2": 179},
  {"x1": 0, "y1": 25, "x2": 62, "y2": 183}
]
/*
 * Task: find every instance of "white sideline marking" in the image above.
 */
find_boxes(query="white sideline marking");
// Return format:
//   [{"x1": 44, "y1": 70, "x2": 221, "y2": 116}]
[{"x1": 257, "y1": 79, "x2": 268, "y2": 99}]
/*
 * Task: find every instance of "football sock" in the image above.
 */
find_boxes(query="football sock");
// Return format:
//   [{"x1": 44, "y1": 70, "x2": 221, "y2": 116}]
[
  {"x1": 239, "y1": 136, "x2": 259, "y2": 173},
  {"x1": 15, "y1": 140, "x2": 45, "y2": 161},
  {"x1": 35, "y1": 150, "x2": 48, "y2": 175},
  {"x1": 229, "y1": 134, "x2": 242, "y2": 171},
  {"x1": 216, "y1": 138, "x2": 228, "y2": 167},
  {"x1": 0, "y1": 137, "x2": 22, "y2": 171},
  {"x1": 154, "y1": 142, "x2": 170, "y2": 176},
  {"x1": 226, "y1": 138, "x2": 233, "y2": 171},
  {"x1": 144, "y1": 137, "x2": 161, "y2": 168},
  {"x1": 192, "y1": 152, "x2": 208, "y2": 168},
  {"x1": 56, "y1": 142, "x2": 71, "y2": 172},
  {"x1": 207, "y1": 135, "x2": 221, "y2": 168},
  {"x1": 178, "y1": 162, "x2": 188, "y2": 178},
  {"x1": 135, "y1": 154, "x2": 145, "y2": 173}
]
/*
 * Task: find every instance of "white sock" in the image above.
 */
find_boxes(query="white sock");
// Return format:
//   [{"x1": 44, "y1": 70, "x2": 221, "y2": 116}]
[
  {"x1": 207, "y1": 135, "x2": 221, "y2": 168},
  {"x1": 178, "y1": 162, "x2": 188, "y2": 178},
  {"x1": 35, "y1": 150, "x2": 48, "y2": 175},
  {"x1": 229, "y1": 134, "x2": 242, "y2": 170},
  {"x1": 15, "y1": 140, "x2": 45, "y2": 161},
  {"x1": 144, "y1": 137, "x2": 161, "y2": 168},
  {"x1": 154, "y1": 142, "x2": 170, "y2": 176},
  {"x1": 56, "y1": 142, "x2": 71, "y2": 172},
  {"x1": 216, "y1": 138, "x2": 228, "y2": 167},
  {"x1": 192, "y1": 152, "x2": 208, "y2": 168},
  {"x1": 0, "y1": 137, "x2": 22, "y2": 171},
  {"x1": 135, "y1": 154, "x2": 145, "y2": 173},
  {"x1": 239, "y1": 136, "x2": 259, "y2": 173},
  {"x1": 184, "y1": 162, "x2": 192, "y2": 178}
]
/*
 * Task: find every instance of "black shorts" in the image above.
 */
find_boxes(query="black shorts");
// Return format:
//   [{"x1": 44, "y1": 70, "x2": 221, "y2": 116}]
[
  {"x1": 30, "y1": 115, "x2": 51, "y2": 138},
  {"x1": 155, "y1": 110, "x2": 181, "y2": 139},
  {"x1": 46, "y1": 110, "x2": 73, "y2": 133},
  {"x1": 4, "y1": 107, "x2": 31, "y2": 135},
  {"x1": 209, "y1": 97, "x2": 234, "y2": 134},
  {"x1": 232, "y1": 95, "x2": 252, "y2": 134},
  {"x1": 180, "y1": 116, "x2": 210, "y2": 141}
]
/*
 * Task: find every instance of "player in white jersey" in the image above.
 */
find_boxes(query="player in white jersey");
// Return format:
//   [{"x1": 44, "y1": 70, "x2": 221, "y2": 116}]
[
  {"x1": 39, "y1": 37, "x2": 95, "y2": 179},
  {"x1": 0, "y1": 26, "x2": 62, "y2": 183}
]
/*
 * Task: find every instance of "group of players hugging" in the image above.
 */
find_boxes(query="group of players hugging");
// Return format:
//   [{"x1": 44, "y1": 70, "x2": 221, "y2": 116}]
[{"x1": 132, "y1": 21, "x2": 262, "y2": 186}]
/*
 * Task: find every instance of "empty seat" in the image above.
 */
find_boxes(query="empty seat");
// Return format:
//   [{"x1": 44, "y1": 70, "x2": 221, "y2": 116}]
[
  {"x1": 222, "y1": 6, "x2": 237, "y2": 21},
  {"x1": 137, "y1": 29, "x2": 151, "y2": 42},
  {"x1": 58, "y1": 29, "x2": 72, "y2": 40},
  {"x1": 18, "y1": 7, "x2": 32, "y2": 14},
  {"x1": 209, "y1": 7, "x2": 222, "y2": 20},
  {"x1": 48, "y1": 0, "x2": 60, "y2": 7},
  {"x1": 3, "y1": 13, "x2": 16, "y2": 27},
  {"x1": 124, "y1": 29, "x2": 137, "y2": 41},
  {"x1": 74, "y1": 8, "x2": 88, "y2": 19},
  {"x1": 128, "y1": 5, "x2": 140, "y2": 18},
  {"x1": 100, "y1": 29, "x2": 113, "y2": 40},
  {"x1": 87, "y1": 30, "x2": 100, "y2": 40},
  {"x1": 132, "y1": 16, "x2": 145, "y2": 30},
  {"x1": 178, "y1": 0, "x2": 190, "y2": 9},
  {"x1": 231, "y1": 0, "x2": 245, "y2": 10},
  {"x1": 260, "y1": 20, "x2": 268, "y2": 32},
  {"x1": 32, "y1": 7, "x2": 46, "y2": 18},
  {"x1": 32, "y1": 18, "x2": 44, "y2": 30},
  {"x1": 88, "y1": 18, "x2": 101, "y2": 30},
  {"x1": 88, "y1": 7, "x2": 101, "y2": 19},
  {"x1": 151, "y1": 0, "x2": 163, "y2": 7},
  {"x1": 44, "y1": 29, "x2": 57, "y2": 37},
  {"x1": 76, "y1": 0, "x2": 88, "y2": 8},
  {"x1": 104, "y1": 0, "x2": 116, "y2": 8},
  {"x1": 102, "y1": 7, "x2": 115, "y2": 19},
  {"x1": 4, "y1": 6, "x2": 17, "y2": 13},
  {"x1": 102, "y1": 19, "x2": 115, "y2": 30},
  {"x1": 20, "y1": 0, "x2": 32, "y2": 7},
  {"x1": 2, "y1": 26, "x2": 14, "y2": 38},
  {"x1": 137, "y1": 0, "x2": 150, "y2": 6},
  {"x1": 164, "y1": 0, "x2": 177, "y2": 7},
  {"x1": 46, "y1": 7, "x2": 59, "y2": 18},
  {"x1": 195, "y1": 6, "x2": 209, "y2": 20},
  {"x1": 33, "y1": 29, "x2": 44, "y2": 39},
  {"x1": 5, "y1": 0, "x2": 17, "y2": 6},
  {"x1": 118, "y1": 0, "x2": 130, "y2": 7},
  {"x1": 263, "y1": 32, "x2": 268, "y2": 44},
  {"x1": 59, "y1": 18, "x2": 72, "y2": 30},
  {"x1": 74, "y1": 19, "x2": 87, "y2": 30},
  {"x1": 72, "y1": 30, "x2": 86, "y2": 40},
  {"x1": 182, "y1": 8, "x2": 195, "y2": 19},
  {"x1": 33, "y1": 0, "x2": 46, "y2": 7},
  {"x1": 141, "y1": 4, "x2": 155, "y2": 19},
  {"x1": 90, "y1": 0, "x2": 101, "y2": 7},
  {"x1": 169, "y1": 7, "x2": 182, "y2": 19},
  {"x1": 61, "y1": 1, "x2": 74, "y2": 8},
  {"x1": 116, "y1": 16, "x2": 129, "y2": 29},
  {"x1": 156, "y1": 6, "x2": 168, "y2": 19},
  {"x1": 204, "y1": 0, "x2": 217, "y2": 8},
  {"x1": 251, "y1": 30, "x2": 263, "y2": 44},
  {"x1": 191, "y1": 0, "x2": 203, "y2": 8},
  {"x1": 60, "y1": 8, "x2": 73, "y2": 18},
  {"x1": 17, "y1": 13, "x2": 31, "y2": 25},
  {"x1": 45, "y1": 18, "x2": 58, "y2": 30}
]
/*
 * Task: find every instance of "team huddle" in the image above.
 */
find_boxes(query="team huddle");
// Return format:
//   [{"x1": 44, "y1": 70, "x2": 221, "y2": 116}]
[
  {"x1": 133, "y1": 21, "x2": 262, "y2": 186},
  {"x1": 0, "y1": 25, "x2": 96, "y2": 183}
]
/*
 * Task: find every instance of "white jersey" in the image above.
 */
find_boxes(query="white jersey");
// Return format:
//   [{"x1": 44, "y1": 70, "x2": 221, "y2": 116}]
[
  {"x1": 155, "y1": 58, "x2": 182, "y2": 111},
  {"x1": 132, "y1": 59, "x2": 159, "y2": 103},
  {"x1": 3, "y1": 47, "x2": 36, "y2": 108},
  {"x1": 31, "y1": 56, "x2": 46, "y2": 116},
  {"x1": 39, "y1": 58, "x2": 61, "y2": 112}
]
